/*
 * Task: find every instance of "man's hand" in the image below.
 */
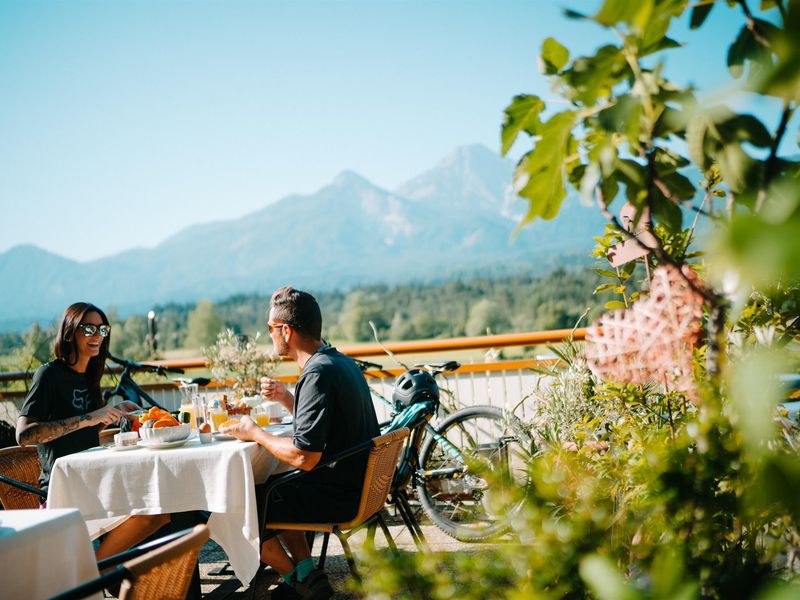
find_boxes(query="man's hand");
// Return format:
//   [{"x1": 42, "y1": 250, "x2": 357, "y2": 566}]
[
  {"x1": 220, "y1": 415, "x2": 260, "y2": 442},
  {"x1": 260, "y1": 377, "x2": 294, "y2": 410}
]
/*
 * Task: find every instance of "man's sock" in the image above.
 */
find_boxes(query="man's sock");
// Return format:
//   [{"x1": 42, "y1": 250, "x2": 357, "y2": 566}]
[
  {"x1": 281, "y1": 568, "x2": 296, "y2": 586},
  {"x1": 295, "y1": 558, "x2": 315, "y2": 583}
]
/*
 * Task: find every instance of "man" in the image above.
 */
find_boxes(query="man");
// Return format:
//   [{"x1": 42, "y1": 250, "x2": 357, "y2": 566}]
[{"x1": 221, "y1": 286, "x2": 380, "y2": 600}]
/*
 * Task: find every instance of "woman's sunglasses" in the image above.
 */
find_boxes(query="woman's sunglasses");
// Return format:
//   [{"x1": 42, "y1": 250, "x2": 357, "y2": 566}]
[{"x1": 77, "y1": 323, "x2": 111, "y2": 338}]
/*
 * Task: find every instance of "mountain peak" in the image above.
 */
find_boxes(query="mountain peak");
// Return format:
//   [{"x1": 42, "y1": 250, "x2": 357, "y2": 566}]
[
  {"x1": 331, "y1": 170, "x2": 373, "y2": 188},
  {"x1": 438, "y1": 143, "x2": 499, "y2": 169}
]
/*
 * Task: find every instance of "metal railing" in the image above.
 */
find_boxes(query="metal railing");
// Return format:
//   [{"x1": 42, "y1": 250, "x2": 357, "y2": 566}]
[{"x1": 0, "y1": 328, "x2": 587, "y2": 423}]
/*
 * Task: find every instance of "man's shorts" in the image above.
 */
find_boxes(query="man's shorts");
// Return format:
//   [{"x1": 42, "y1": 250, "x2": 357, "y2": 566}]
[{"x1": 262, "y1": 475, "x2": 360, "y2": 524}]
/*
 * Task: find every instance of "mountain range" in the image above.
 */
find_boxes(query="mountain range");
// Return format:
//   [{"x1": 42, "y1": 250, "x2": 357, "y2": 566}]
[{"x1": 0, "y1": 144, "x2": 606, "y2": 332}]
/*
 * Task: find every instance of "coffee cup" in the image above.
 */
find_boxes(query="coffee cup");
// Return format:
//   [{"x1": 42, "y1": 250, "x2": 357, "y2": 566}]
[{"x1": 114, "y1": 431, "x2": 139, "y2": 447}]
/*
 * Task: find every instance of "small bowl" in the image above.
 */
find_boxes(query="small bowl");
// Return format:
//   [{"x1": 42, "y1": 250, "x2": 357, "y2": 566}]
[
  {"x1": 114, "y1": 431, "x2": 139, "y2": 447},
  {"x1": 139, "y1": 423, "x2": 191, "y2": 443}
]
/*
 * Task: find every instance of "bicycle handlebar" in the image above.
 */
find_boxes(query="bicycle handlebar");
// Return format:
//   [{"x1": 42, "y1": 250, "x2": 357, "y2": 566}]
[
  {"x1": 353, "y1": 358, "x2": 384, "y2": 372},
  {"x1": 107, "y1": 354, "x2": 185, "y2": 376}
]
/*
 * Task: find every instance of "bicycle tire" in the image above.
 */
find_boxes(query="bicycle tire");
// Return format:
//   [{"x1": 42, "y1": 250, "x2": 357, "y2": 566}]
[{"x1": 416, "y1": 405, "x2": 533, "y2": 542}]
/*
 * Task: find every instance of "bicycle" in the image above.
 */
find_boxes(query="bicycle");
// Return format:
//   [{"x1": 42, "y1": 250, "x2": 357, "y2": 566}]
[
  {"x1": 103, "y1": 354, "x2": 210, "y2": 412},
  {"x1": 354, "y1": 357, "x2": 535, "y2": 543}
]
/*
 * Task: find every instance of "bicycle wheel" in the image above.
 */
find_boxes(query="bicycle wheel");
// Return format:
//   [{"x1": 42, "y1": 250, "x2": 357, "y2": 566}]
[{"x1": 415, "y1": 405, "x2": 533, "y2": 542}]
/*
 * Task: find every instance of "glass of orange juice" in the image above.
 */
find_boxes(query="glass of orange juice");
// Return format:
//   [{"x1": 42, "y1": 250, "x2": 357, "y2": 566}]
[
  {"x1": 209, "y1": 405, "x2": 229, "y2": 432},
  {"x1": 252, "y1": 404, "x2": 270, "y2": 427}
]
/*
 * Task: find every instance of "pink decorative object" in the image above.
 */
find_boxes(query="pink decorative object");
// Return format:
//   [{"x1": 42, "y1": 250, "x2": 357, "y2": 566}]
[{"x1": 585, "y1": 264, "x2": 706, "y2": 399}]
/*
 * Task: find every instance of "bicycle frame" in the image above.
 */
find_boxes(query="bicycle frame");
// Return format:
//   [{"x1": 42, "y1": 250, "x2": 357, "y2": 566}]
[{"x1": 104, "y1": 366, "x2": 167, "y2": 411}]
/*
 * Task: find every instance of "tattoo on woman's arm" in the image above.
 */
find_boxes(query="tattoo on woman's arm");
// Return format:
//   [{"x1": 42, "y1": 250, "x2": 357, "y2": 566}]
[{"x1": 20, "y1": 415, "x2": 92, "y2": 445}]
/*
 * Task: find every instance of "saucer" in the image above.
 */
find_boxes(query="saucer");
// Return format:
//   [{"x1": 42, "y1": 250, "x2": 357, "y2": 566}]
[
  {"x1": 211, "y1": 432, "x2": 236, "y2": 441},
  {"x1": 137, "y1": 438, "x2": 190, "y2": 450},
  {"x1": 107, "y1": 444, "x2": 141, "y2": 452}
]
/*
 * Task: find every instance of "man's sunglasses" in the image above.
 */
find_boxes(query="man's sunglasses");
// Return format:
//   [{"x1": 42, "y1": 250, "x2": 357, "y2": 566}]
[
  {"x1": 77, "y1": 324, "x2": 111, "y2": 338},
  {"x1": 267, "y1": 321, "x2": 300, "y2": 333}
]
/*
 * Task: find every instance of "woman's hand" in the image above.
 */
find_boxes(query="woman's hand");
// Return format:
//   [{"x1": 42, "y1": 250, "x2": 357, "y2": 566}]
[
  {"x1": 220, "y1": 416, "x2": 260, "y2": 442},
  {"x1": 260, "y1": 377, "x2": 293, "y2": 410},
  {"x1": 88, "y1": 405, "x2": 128, "y2": 427},
  {"x1": 116, "y1": 401, "x2": 141, "y2": 413}
]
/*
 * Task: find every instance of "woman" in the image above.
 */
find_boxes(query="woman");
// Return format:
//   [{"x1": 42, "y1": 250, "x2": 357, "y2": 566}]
[{"x1": 16, "y1": 302, "x2": 169, "y2": 559}]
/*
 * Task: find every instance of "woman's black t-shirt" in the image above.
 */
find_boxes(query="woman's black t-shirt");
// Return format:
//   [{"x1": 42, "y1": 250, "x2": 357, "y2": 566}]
[{"x1": 19, "y1": 360, "x2": 101, "y2": 493}]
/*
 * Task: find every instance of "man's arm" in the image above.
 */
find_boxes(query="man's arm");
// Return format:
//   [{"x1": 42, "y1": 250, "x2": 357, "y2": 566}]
[{"x1": 221, "y1": 416, "x2": 322, "y2": 470}]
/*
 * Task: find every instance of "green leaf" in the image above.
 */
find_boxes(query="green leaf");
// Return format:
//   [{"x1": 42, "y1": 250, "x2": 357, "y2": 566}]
[
  {"x1": 562, "y1": 45, "x2": 626, "y2": 105},
  {"x1": 640, "y1": 35, "x2": 682, "y2": 57},
  {"x1": 651, "y1": 194, "x2": 683, "y2": 232},
  {"x1": 596, "y1": 95, "x2": 642, "y2": 146},
  {"x1": 661, "y1": 171, "x2": 697, "y2": 200},
  {"x1": 690, "y1": 2, "x2": 714, "y2": 29},
  {"x1": 720, "y1": 114, "x2": 772, "y2": 147},
  {"x1": 714, "y1": 212, "x2": 800, "y2": 288},
  {"x1": 514, "y1": 111, "x2": 577, "y2": 224},
  {"x1": 580, "y1": 555, "x2": 641, "y2": 600},
  {"x1": 593, "y1": 268, "x2": 619, "y2": 278},
  {"x1": 563, "y1": 8, "x2": 590, "y2": 20},
  {"x1": 501, "y1": 95, "x2": 545, "y2": 156},
  {"x1": 653, "y1": 148, "x2": 690, "y2": 173},
  {"x1": 605, "y1": 300, "x2": 628, "y2": 310},
  {"x1": 593, "y1": 282, "x2": 619, "y2": 293},
  {"x1": 595, "y1": 0, "x2": 654, "y2": 33},
  {"x1": 717, "y1": 143, "x2": 752, "y2": 193},
  {"x1": 540, "y1": 37, "x2": 570, "y2": 74},
  {"x1": 727, "y1": 26, "x2": 751, "y2": 79},
  {"x1": 686, "y1": 112, "x2": 712, "y2": 170}
]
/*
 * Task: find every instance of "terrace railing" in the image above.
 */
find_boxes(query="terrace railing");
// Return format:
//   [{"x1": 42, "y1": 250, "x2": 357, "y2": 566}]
[{"x1": 0, "y1": 327, "x2": 587, "y2": 424}]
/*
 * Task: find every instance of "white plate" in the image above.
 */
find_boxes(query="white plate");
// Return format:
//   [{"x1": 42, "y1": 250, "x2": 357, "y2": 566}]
[
  {"x1": 263, "y1": 424, "x2": 292, "y2": 435},
  {"x1": 212, "y1": 432, "x2": 236, "y2": 441},
  {"x1": 137, "y1": 438, "x2": 190, "y2": 450},
  {"x1": 106, "y1": 444, "x2": 141, "y2": 452}
]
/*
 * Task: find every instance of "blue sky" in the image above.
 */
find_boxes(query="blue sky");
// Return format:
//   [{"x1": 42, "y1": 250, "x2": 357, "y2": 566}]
[{"x1": 0, "y1": 0, "x2": 794, "y2": 262}]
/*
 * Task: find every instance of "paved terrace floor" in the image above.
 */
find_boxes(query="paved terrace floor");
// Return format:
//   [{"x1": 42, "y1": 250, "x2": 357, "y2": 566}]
[{"x1": 196, "y1": 517, "x2": 473, "y2": 599}]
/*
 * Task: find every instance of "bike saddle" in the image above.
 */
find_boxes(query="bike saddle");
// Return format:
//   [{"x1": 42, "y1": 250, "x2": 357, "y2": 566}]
[
  {"x1": 416, "y1": 361, "x2": 460, "y2": 372},
  {"x1": 174, "y1": 377, "x2": 211, "y2": 387}
]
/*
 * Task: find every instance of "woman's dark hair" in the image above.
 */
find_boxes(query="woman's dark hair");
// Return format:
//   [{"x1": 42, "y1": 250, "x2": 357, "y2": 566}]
[
  {"x1": 54, "y1": 302, "x2": 110, "y2": 407},
  {"x1": 270, "y1": 286, "x2": 322, "y2": 340}
]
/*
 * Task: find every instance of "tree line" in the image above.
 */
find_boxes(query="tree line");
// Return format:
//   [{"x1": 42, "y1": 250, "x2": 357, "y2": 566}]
[{"x1": 0, "y1": 267, "x2": 603, "y2": 370}]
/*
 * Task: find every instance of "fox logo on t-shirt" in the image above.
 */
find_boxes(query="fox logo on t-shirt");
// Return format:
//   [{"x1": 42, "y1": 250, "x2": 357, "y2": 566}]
[{"x1": 72, "y1": 388, "x2": 90, "y2": 412}]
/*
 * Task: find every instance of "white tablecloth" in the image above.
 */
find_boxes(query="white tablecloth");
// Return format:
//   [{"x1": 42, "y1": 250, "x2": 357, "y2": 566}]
[
  {"x1": 0, "y1": 508, "x2": 101, "y2": 600},
  {"x1": 47, "y1": 432, "x2": 290, "y2": 586}
]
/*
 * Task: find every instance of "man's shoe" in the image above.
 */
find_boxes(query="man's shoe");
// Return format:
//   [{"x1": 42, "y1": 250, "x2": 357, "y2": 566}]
[
  {"x1": 295, "y1": 568, "x2": 334, "y2": 600},
  {"x1": 270, "y1": 581, "x2": 301, "y2": 600}
]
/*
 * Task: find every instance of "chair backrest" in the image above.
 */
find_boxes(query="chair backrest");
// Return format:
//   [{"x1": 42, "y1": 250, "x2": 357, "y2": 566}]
[
  {"x1": 0, "y1": 445, "x2": 43, "y2": 509},
  {"x1": 118, "y1": 524, "x2": 209, "y2": 600},
  {"x1": 338, "y1": 427, "x2": 409, "y2": 529}
]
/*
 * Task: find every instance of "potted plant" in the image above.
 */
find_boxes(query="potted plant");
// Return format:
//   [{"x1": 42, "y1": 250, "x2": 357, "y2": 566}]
[{"x1": 203, "y1": 329, "x2": 279, "y2": 414}]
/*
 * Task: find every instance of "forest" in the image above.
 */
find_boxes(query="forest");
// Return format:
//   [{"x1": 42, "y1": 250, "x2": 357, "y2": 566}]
[{"x1": 0, "y1": 266, "x2": 603, "y2": 372}]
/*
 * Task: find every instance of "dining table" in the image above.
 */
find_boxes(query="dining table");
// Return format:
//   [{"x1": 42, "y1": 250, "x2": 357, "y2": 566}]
[
  {"x1": 46, "y1": 424, "x2": 294, "y2": 593},
  {"x1": 0, "y1": 508, "x2": 102, "y2": 600}
]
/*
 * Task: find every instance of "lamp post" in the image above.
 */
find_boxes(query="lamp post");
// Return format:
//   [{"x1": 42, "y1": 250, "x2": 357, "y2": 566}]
[{"x1": 146, "y1": 310, "x2": 158, "y2": 357}]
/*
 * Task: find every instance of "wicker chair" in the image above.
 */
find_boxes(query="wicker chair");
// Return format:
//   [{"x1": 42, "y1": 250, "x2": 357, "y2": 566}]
[
  {"x1": 0, "y1": 445, "x2": 46, "y2": 508},
  {"x1": 254, "y1": 427, "x2": 410, "y2": 591},
  {"x1": 48, "y1": 525, "x2": 209, "y2": 600}
]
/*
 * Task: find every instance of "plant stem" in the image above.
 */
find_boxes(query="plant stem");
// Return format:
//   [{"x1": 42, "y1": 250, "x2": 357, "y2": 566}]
[{"x1": 756, "y1": 99, "x2": 795, "y2": 212}]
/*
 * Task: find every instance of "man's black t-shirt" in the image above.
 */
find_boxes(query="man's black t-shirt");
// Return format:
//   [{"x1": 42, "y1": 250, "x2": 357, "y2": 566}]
[
  {"x1": 19, "y1": 360, "x2": 101, "y2": 494},
  {"x1": 289, "y1": 344, "x2": 380, "y2": 513}
]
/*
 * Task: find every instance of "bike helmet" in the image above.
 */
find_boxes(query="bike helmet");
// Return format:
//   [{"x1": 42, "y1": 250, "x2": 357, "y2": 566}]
[{"x1": 392, "y1": 369, "x2": 439, "y2": 411}]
